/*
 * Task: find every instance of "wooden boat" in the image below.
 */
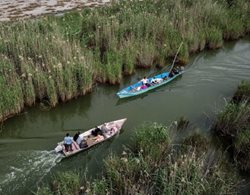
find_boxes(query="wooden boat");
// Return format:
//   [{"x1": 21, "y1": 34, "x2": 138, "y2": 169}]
[
  {"x1": 55, "y1": 118, "x2": 127, "y2": 158},
  {"x1": 116, "y1": 70, "x2": 184, "y2": 98}
]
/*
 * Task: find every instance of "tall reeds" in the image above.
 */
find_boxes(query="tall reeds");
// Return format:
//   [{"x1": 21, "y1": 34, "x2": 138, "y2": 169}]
[
  {"x1": 36, "y1": 171, "x2": 80, "y2": 195},
  {"x1": 0, "y1": 56, "x2": 23, "y2": 121},
  {"x1": 0, "y1": 20, "x2": 94, "y2": 119},
  {"x1": 1, "y1": 0, "x2": 250, "y2": 122},
  {"x1": 213, "y1": 80, "x2": 250, "y2": 172}
]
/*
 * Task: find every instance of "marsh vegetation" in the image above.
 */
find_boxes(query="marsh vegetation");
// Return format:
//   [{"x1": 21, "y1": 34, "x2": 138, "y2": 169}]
[
  {"x1": 1, "y1": 0, "x2": 250, "y2": 122},
  {"x1": 213, "y1": 80, "x2": 250, "y2": 172}
]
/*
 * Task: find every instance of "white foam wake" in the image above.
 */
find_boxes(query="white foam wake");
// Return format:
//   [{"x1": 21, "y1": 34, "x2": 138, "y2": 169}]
[{"x1": 0, "y1": 150, "x2": 63, "y2": 194}]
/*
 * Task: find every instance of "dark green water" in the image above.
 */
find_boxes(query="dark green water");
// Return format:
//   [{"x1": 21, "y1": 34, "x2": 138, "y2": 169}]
[{"x1": 0, "y1": 38, "x2": 250, "y2": 194}]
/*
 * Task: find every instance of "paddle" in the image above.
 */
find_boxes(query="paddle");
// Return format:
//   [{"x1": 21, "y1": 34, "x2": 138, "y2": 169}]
[
  {"x1": 144, "y1": 41, "x2": 184, "y2": 79},
  {"x1": 168, "y1": 41, "x2": 184, "y2": 75}
]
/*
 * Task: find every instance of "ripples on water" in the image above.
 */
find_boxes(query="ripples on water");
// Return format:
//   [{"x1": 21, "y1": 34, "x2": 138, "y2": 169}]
[
  {"x1": 0, "y1": 150, "x2": 62, "y2": 194},
  {"x1": 183, "y1": 41, "x2": 250, "y2": 88}
]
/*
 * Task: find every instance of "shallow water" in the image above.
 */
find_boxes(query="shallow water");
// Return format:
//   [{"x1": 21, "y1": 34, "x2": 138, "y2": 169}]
[{"x1": 0, "y1": 37, "x2": 250, "y2": 194}]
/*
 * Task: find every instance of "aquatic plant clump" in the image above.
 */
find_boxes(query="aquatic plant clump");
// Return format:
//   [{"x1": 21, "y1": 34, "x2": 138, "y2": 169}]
[
  {"x1": 1, "y1": 0, "x2": 250, "y2": 122},
  {"x1": 213, "y1": 80, "x2": 250, "y2": 172},
  {"x1": 36, "y1": 171, "x2": 80, "y2": 195},
  {"x1": 232, "y1": 80, "x2": 250, "y2": 102}
]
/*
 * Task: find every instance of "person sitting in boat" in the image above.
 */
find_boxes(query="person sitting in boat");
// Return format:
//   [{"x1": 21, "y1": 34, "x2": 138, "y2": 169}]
[
  {"x1": 131, "y1": 86, "x2": 141, "y2": 92},
  {"x1": 109, "y1": 126, "x2": 117, "y2": 135},
  {"x1": 173, "y1": 66, "x2": 184, "y2": 74},
  {"x1": 163, "y1": 75, "x2": 168, "y2": 80},
  {"x1": 92, "y1": 126, "x2": 102, "y2": 136},
  {"x1": 140, "y1": 76, "x2": 151, "y2": 87},
  {"x1": 76, "y1": 134, "x2": 88, "y2": 149},
  {"x1": 73, "y1": 132, "x2": 80, "y2": 142},
  {"x1": 168, "y1": 66, "x2": 181, "y2": 78},
  {"x1": 173, "y1": 67, "x2": 179, "y2": 75},
  {"x1": 168, "y1": 72, "x2": 173, "y2": 78},
  {"x1": 101, "y1": 123, "x2": 109, "y2": 134},
  {"x1": 169, "y1": 68, "x2": 177, "y2": 78},
  {"x1": 64, "y1": 133, "x2": 73, "y2": 152},
  {"x1": 140, "y1": 76, "x2": 147, "y2": 85},
  {"x1": 151, "y1": 77, "x2": 163, "y2": 84},
  {"x1": 94, "y1": 134, "x2": 105, "y2": 143},
  {"x1": 140, "y1": 84, "x2": 148, "y2": 90}
]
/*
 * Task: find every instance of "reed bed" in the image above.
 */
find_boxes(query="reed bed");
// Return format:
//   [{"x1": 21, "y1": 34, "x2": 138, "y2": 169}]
[
  {"x1": 0, "y1": 55, "x2": 23, "y2": 121},
  {"x1": 1, "y1": 0, "x2": 250, "y2": 122},
  {"x1": 233, "y1": 80, "x2": 250, "y2": 102},
  {"x1": 36, "y1": 123, "x2": 239, "y2": 194},
  {"x1": 36, "y1": 171, "x2": 80, "y2": 195},
  {"x1": 213, "y1": 80, "x2": 250, "y2": 172},
  {"x1": 0, "y1": 20, "x2": 94, "y2": 121}
]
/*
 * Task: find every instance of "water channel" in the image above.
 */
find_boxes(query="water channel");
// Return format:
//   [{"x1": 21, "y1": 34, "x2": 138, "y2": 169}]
[{"x1": 0, "y1": 37, "x2": 250, "y2": 194}]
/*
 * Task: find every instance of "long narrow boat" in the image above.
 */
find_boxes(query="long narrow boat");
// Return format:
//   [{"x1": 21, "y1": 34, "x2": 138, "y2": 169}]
[
  {"x1": 55, "y1": 118, "x2": 127, "y2": 158},
  {"x1": 116, "y1": 71, "x2": 184, "y2": 98}
]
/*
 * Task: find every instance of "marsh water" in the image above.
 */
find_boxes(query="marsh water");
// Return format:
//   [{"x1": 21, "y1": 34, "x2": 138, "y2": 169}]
[{"x1": 0, "y1": 37, "x2": 250, "y2": 194}]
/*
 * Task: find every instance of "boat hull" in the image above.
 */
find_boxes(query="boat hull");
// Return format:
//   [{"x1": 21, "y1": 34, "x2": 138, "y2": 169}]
[{"x1": 117, "y1": 71, "x2": 183, "y2": 98}]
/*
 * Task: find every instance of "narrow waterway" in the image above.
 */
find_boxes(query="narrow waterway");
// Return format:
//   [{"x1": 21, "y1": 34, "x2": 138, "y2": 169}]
[{"x1": 0, "y1": 37, "x2": 250, "y2": 194}]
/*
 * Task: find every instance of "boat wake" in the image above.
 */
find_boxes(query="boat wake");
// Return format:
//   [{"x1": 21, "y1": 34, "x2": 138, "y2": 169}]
[{"x1": 0, "y1": 150, "x2": 63, "y2": 194}]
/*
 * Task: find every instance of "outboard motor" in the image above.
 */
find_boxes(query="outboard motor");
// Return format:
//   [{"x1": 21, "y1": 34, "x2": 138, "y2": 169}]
[{"x1": 55, "y1": 144, "x2": 63, "y2": 153}]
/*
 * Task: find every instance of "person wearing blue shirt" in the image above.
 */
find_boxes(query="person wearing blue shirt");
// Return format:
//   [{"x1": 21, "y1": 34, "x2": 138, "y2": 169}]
[{"x1": 64, "y1": 133, "x2": 73, "y2": 152}]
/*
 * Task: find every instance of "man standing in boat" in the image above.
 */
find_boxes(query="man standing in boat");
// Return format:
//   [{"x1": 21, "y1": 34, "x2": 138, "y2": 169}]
[{"x1": 64, "y1": 133, "x2": 73, "y2": 152}]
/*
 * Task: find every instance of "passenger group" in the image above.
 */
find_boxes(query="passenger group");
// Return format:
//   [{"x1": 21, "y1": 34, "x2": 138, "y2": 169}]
[
  {"x1": 132, "y1": 66, "x2": 183, "y2": 92},
  {"x1": 63, "y1": 124, "x2": 117, "y2": 153}
]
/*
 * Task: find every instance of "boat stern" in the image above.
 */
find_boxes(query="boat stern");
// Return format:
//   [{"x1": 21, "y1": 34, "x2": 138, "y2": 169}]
[
  {"x1": 116, "y1": 89, "x2": 128, "y2": 98},
  {"x1": 55, "y1": 144, "x2": 63, "y2": 153}
]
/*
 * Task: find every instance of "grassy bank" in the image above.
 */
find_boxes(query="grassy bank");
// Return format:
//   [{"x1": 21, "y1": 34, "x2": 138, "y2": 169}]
[
  {"x1": 213, "y1": 80, "x2": 250, "y2": 172},
  {"x1": 1, "y1": 0, "x2": 250, "y2": 122},
  {"x1": 36, "y1": 123, "x2": 240, "y2": 194}
]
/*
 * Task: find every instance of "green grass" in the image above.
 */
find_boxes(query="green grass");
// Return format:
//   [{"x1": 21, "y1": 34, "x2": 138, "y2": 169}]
[{"x1": 1, "y1": 0, "x2": 250, "y2": 122}]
